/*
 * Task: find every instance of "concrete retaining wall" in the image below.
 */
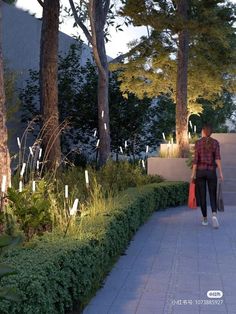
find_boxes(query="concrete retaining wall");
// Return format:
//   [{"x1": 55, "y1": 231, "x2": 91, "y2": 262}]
[{"x1": 147, "y1": 157, "x2": 191, "y2": 181}]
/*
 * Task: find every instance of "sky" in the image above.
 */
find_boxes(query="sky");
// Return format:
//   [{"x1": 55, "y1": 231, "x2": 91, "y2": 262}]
[
  {"x1": 15, "y1": 0, "x2": 148, "y2": 58},
  {"x1": 15, "y1": 0, "x2": 236, "y2": 58}
]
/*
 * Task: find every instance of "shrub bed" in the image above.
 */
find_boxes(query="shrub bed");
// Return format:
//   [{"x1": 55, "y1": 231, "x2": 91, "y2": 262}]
[{"x1": 0, "y1": 181, "x2": 188, "y2": 314}]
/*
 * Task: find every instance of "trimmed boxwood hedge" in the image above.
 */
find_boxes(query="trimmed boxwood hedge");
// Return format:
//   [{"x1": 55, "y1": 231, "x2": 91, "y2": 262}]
[{"x1": 0, "y1": 182, "x2": 188, "y2": 314}]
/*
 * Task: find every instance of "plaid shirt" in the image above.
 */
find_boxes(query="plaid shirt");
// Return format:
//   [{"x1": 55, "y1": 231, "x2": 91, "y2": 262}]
[{"x1": 193, "y1": 137, "x2": 221, "y2": 170}]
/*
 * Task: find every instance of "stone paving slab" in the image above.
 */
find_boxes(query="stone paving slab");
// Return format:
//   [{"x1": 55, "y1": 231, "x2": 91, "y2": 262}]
[{"x1": 83, "y1": 206, "x2": 236, "y2": 314}]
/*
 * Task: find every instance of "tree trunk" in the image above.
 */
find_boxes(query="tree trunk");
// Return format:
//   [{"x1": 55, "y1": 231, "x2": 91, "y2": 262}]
[
  {"x1": 40, "y1": 0, "x2": 61, "y2": 170},
  {"x1": 69, "y1": 0, "x2": 111, "y2": 166},
  {"x1": 96, "y1": 38, "x2": 110, "y2": 166},
  {"x1": 90, "y1": 0, "x2": 111, "y2": 166},
  {"x1": 176, "y1": 0, "x2": 189, "y2": 157},
  {"x1": 0, "y1": 1, "x2": 11, "y2": 193}
]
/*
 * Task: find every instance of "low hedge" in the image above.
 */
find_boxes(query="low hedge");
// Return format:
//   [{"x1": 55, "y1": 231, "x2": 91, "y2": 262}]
[{"x1": 0, "y1": 182, "x2": 188, "y2": 314}]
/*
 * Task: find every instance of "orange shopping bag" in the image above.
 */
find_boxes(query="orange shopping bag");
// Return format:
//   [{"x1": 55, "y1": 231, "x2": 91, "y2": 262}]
[{"x1": 188, "y1": 181, "x2": 197, "y2": 209}]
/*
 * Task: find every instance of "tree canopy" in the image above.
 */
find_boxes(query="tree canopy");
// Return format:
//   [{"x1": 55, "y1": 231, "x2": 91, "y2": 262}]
[{"x1": 112, "y1": 0, "x2": 236, "y2": 118}]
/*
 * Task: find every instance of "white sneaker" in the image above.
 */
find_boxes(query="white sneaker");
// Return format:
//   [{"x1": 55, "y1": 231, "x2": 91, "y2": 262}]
[
  {"x1": 212, "y1": 215, "x2": 219, "y2": 229},
  {"x1": 202, "y1": 219, "x2": 208, "y2": 226}
]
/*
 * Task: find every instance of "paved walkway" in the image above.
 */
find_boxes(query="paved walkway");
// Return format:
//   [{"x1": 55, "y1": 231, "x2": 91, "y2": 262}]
[{"x1": 83, "y1": 206, "x2": 236, "y2": 314}]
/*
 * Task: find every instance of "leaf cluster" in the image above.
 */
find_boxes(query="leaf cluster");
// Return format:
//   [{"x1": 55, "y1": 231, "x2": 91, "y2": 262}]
[{"x1": 7, "y1": 180, "x2": 52, "y2": 240}]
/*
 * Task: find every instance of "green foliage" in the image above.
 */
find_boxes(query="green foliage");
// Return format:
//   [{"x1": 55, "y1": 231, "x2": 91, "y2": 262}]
[
  {"x1": 0, "y1": 235, "x2": 21, "y2": 302},
  {"x1": 7, "y1": 161, "x2": 163, "y2": 239},
  {"x1": 0, "y1": 235, "x2": 21, "y2": 251},
  {"x1": 114, "y1": 0, "x2": 236, "y2": 117},
  {"x1": 96, "y1": 160, "x2": 163, "y2": 192},
  {"x1": 57, "y1": 44, "x2": 97, "y2": 154},
  {"x1": 190, "y1": 90, "x2": 236, "y2": 132},
  {"x1": 109, "y1": 71, "x2": 153, "y2": 157},
  {"x1": 7, "y1": 180, "x2": 52, "y2": 239},
  {"x1": 110, "y1": 76, "x2": 176, "y2": 156},
  {"x1": 58, "y1": 161, "x2": 163, "y2": 209},
  {"x1": 19, "y1": 43, "x2": 177, "y2": 163},
  {"x1": 148, "y1": 95, "x2": 176, "y2": 144},
  {"x1": 0, "y1": 182, "x2": 188, "y2": 314}
]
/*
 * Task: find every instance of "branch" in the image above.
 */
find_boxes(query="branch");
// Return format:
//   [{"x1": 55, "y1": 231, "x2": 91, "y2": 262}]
[
  {"x1": 37, "y1": 0, "x2": 44, "y2": 7},
  {"x1": 69, "y1": 0, "x2": 92, "y2": 44},
  {"x1": 109, "y1": 27, "x2": 160, "y2": 65},
  {"x1": 109, "y1": 37, "x2": 151, "y2": 64}
]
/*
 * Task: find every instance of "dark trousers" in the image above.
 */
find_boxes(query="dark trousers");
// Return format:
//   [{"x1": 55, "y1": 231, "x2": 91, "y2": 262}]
[{"x1": 196, "y1": 169, "x2": 217, "y2": 218}]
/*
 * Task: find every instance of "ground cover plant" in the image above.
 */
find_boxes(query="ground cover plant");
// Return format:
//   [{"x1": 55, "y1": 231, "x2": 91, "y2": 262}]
[{"x1": 4, "y1": 161, "x2": 162, "y2": 238}]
